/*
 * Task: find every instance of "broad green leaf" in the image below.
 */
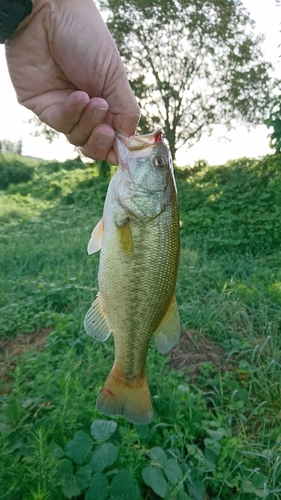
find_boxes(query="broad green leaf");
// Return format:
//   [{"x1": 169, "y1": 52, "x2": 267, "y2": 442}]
[
  {"x1": 65, "y1": 431, "x2": 93, "y2": 465},
  {"x1": 163, "y1": 458, "x2": 183, "y2": 485},
  {"x1": 90, "y1": 442, "x2": 118, "y2": 473},
  {"x1": 165, "y1": 483, "x2": 187, "y2": 500},
  {"x1": 142, "y1": 466, "x2": 167, "y2": 498},
  {"x1": 187, "y1": 480, "x2": 206, "y2": 500},
  {"x1": 111, "y1": 469, "x2": 140, "y2": 500},
  {"x1": 75, "y1": 464, "x2": 92, "y2": 490},
  {"x1": 206, "y1": 429, "x2": 225, "y2": 441},
  {"x1": 61, "y1": 476, "x2": 81, "y2": 499},
  {"x1": 243, "y1": 481, "x2": 259, "y2": 494},
  {"x1": 243, "y1": 475, "x2": 269, "y2": 498},
  {"x1": 149, "y1": 447, "x2": 168, "y2": 468},
  {"x1": 204, "y1": 446, "x2": 218, "y2": 467},
  {"x1": 50, "y1": 443, "x2": 64, "y2": 460},
  {"x1": 90, "y1": 419, "x2": 117, "y2": 442},
  {"x1": 56, "y1": 458, "x2": 74, "y2": 480},
  {"x1": 252, "y1": 474, "x2": 268, "y2": 489},
  {"x1": 203, "y1": 438, "x2": 221, "y2": 457},
  {"x1": 58, "y1": 459, "x2": 81, "y2": 499},
  {"x1": 85, "y1": 473, "x2": 109, "y2": 500}
]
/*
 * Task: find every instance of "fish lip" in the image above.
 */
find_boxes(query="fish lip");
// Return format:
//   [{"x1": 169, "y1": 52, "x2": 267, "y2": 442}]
[
  {"x1": 114, "y1": 129, "x2": 163, "y2": 151},
  {"x1": 113, "y1": 129, "x2": 166, "y2": 172}
]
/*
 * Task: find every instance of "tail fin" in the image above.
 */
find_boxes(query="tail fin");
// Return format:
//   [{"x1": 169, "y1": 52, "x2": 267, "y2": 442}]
[{"x1": 96, "y1": 366, "x2": 153, "y2": 425}]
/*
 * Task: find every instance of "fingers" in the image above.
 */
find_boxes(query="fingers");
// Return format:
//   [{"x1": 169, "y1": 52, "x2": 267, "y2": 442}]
[
  {"x1": 66, "y1": 96, "x2": 116, "y2": 161},
  {"x1": 25, "y1": 90, "x2": 91, "y2": 134},
  {"x1": 66, "y1": 97, "x2": 109, "y2": 146},
  {"x1": 65, "y1": 94, "x2": 139, "y2": 163},
  {"x1": 80, "y1": 124, "x2": 116, "y2": 163},
  {"x1": 23, "y1": 87, "x2": 138, "y2": 162},
  {"x1": 29, "y1": 90, "x2": 116, "y2": 160},
  {"x1": 112, "y1": 110, "x2": 140, "y2": 138},
  {"x1": 53, "y1": 91, "x2": 92, "y2": 133},
  {"x1": 61, "y1": 90, "x2": 139, "y2": 162}
]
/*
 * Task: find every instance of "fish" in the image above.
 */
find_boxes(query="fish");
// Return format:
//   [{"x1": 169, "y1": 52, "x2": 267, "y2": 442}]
[{"x1": 84, "y1": 129, "x2": 180, "y2": 425}]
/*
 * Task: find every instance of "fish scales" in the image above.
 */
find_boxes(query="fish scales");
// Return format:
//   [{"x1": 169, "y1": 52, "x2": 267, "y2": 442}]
[
  {"x1": 84, "y1": 129, "x2": 180, "y2": 424},
  {"x1": 101, "y1": 211, "x2": 178, "y2": 379}
]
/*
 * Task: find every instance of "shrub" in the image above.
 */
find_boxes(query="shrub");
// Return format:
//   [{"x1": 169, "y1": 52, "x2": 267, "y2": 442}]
[
  {"x1": 177, "y1": 154, "x2": 281, "y2": 255},
  {"x1": 62, "y1": 158, "x2": 85, "y2": 171},
  {"x1": 0, "y1": 160, "x2": 34, "y2": 190}
]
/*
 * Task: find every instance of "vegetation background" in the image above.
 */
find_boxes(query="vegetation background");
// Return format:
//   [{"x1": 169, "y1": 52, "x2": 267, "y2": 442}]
[
  {"x1": 0, "y1": 148, "x2": 281, "y2": 500},
  {"x1": 0, "y1": 2, "x2": 281, "y2": 499}
]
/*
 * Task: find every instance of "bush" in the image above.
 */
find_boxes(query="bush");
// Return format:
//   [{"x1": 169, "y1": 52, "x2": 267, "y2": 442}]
[
  {"x1": 177, "y1": 153, "x2": 281, "y2": 255},
  {"x1": 62, "y1": 158, "x2": 85, "y2": 171},
  {"x1": 42, "y1": 161, "x2": 62, "y2": 173},
  {"x1": 0, "y1": 160, "x2": 34, "y2": 190}
]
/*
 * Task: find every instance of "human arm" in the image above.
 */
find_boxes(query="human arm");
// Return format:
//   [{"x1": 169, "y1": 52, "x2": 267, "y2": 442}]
[{"x1": 2, "y1": 0, "x2": 140, "y2": 163}]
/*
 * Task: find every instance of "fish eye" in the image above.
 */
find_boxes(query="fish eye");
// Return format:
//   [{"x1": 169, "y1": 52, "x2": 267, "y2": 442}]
[{"x1": 154, "y1": 155, "x2": 168, "y2": 168}]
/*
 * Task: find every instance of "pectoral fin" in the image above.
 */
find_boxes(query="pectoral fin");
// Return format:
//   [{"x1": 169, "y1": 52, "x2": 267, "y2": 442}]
[
  {"x1": 87, "y1": 219, "x2": 104, "y2": 255},
  {"x1": 115, "y1": 220, "x2": 134, "y2": 258},
  {"x1": 154, "y1": 295, "x2": 180, "y2": 354},
  {"x1": 84, "y1": 292, "x2": 112, "y2": 342}
]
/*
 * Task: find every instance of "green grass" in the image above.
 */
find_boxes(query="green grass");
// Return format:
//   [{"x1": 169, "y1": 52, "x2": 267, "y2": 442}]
[{"x1": 0, "y1": 153, "x2": 281, "y2": 499}]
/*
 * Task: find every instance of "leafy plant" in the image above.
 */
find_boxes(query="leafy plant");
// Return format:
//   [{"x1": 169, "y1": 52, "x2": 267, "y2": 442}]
[
  {"x1": 266, "y1": 88, "x2": 281, "y2": 154},
  {"x1": 0, "y1": 159, "x2": 34, "y2": 189},
  {"x1": 0, "y1": 151, "x2": 281, "y2": 499}
]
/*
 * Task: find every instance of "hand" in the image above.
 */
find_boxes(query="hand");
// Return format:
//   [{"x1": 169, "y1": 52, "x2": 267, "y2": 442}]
[{"x1": 5, "y1": 0, "x2": 140, "y2": 163}]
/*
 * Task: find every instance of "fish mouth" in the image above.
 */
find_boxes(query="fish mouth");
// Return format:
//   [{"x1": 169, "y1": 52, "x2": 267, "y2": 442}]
[{"x1": 115, "y1": 129, "x2": 163, "y2": 151}]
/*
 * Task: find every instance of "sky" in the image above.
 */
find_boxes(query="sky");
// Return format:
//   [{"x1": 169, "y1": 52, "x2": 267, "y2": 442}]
[{"x1": 0, "y1": 0, "x2": 280, "y2": 166}]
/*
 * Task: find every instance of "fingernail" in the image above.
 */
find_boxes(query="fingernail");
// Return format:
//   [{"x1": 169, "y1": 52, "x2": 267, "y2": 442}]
[
  {"x1": 93, "y1": 107, "x2": 107, "y2": 123},
  {"x1": 96, "y1": 133, "x2": 113, "y2": 149},
  {"x1": 76, "y1": 102, "x2": 87, "y2": 115}
]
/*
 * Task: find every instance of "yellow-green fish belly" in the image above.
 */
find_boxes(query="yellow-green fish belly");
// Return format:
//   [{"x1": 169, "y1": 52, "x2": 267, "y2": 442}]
[{"x1": 99, "y1": 206, "x2": 179, "y2": 382}]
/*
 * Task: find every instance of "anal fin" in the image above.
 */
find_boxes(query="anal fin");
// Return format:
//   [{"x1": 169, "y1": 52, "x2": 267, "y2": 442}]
[
  {"x1": 84, "y1": 292, "x2": 112, "y2": 342},
  {"x1": 154, "y1": 294, "x2": 180, "y2": 354}
]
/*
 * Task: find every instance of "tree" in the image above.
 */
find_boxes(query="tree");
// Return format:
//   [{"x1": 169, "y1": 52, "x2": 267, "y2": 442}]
[
  {"x1": 28, "y1": 116, "x2": 59, "y2": 143},
  {"x1": 101, "y1": 0, "x2": 274, "y2": 161},
  {"x1": 265, "y1": 0, "x2": 280, "y2": 153},
  {"x1": 0, "y1": 139, "x2": 22, "y2": 155},
  {"x1": 266, "y1": 84, "x2": 281, "y2": 154}
]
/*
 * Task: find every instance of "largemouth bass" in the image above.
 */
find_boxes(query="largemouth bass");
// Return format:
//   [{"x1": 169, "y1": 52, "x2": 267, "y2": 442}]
[{"x1": 84, "y1": 129, "x2": 180, "y2": 424}]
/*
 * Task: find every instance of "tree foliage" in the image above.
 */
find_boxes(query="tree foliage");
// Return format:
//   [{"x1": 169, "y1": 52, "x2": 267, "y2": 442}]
[
  {"x1": 101, "y1": 0, "x2": 274, "y2": 160},
  {"x1": 0, "y1": 138, "x2": 22, "y2": 155},
  {"x1": 28, "y1": 115, "x2": 59, "y2": 143},
  {"x1": 266, "y1": 89, "x2": 281, "y2": 154},
  {"x1": 266, "y1": 1, "x2": 280, "y2": 153}
]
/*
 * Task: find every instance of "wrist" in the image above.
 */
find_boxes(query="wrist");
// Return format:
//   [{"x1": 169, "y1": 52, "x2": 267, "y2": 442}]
[{"x1": 0, "y1": 0, "x2": 33, "y2": 43}]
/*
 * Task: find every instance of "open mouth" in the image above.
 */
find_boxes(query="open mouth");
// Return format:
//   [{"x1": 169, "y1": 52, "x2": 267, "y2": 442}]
[{"x1": 116, "y1": 129, "x2": 163, "y2": 151}]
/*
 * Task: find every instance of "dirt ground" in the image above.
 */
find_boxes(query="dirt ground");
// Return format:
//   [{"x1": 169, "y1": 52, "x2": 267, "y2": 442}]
[
  {"x1": 169, "y1": 327, "x2": 227, "y2": 377},
  {"x1": 0, "y1": 327, "x2": 52, "y2": 388},
  {"x1": 0, "y1": 326, "x2": 227, "y2": 389}
]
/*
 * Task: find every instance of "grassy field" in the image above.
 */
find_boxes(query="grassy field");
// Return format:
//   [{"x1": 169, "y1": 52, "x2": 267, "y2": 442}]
[{"x1": 0, "y1": 151, "x2": 281, "y2": 500}]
